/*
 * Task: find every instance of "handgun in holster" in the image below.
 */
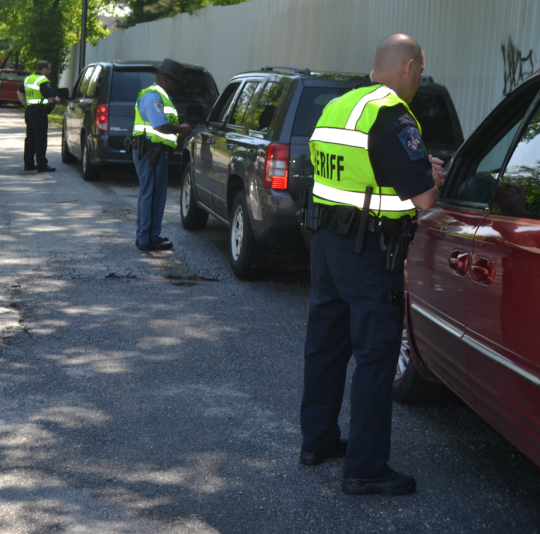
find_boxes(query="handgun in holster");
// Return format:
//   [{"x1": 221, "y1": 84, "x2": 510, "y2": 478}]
[
  {"x1": 123, "y1": 136, "x2": 133, "y2": 156},
  {"x1": 297, "y1": 183, "x2": 322, "y2": 249},
  {"x1": 148, "y1": 143, "x2": 162, "y2": 166},
  {"x1": 132, "y1": 130, "x2": 146, "y2": 160},
  {"x1": 380, "y1": 216, "x2": 417, "y2": 274}
]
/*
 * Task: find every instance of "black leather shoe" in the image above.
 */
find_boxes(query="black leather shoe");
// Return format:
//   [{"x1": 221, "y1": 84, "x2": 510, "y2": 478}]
[
  {"x1": 24, "y1": 165, "x2": 37, "y2": 171},
  {"x1": 37, "y1": 166, "x2": 56, "y2": 173},
  {"x1": 137, "y1": 240, "x2": 173, "y2": 251},
  {"x1": 299, "y1": 438, "x2": 347, "y2": 466},
  {"x1": 135, "y1": 237, "x2": 169, "y2": 247},
  {"x1": 341, "y1": 467, "x2": 416, "y2": 496}
]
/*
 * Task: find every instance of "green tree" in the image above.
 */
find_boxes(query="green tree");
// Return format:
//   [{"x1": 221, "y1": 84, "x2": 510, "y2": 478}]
[
  {"x1": 0, "y1": 0, "x2": 108, "y2": 88},
  {"x1": 116, "y1": 0, "x2": 250, "y2": 29}
]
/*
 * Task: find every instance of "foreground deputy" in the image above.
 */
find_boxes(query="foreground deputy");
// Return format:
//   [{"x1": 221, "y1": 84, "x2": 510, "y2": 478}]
[
  {"x1": 299, "y1": 34, "x2": 444, "y2": 496},
  {"x1": 132, "y1": 58, "x2": 191, "y2": 251},
  {"x1": 17, "y1": 60, "x2": 60, "y2": 173}
]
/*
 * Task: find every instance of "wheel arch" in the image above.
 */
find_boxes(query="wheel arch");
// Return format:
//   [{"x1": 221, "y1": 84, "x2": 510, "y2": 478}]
[
  {"x1": 405, "y1": 293, "x2": 443, "y2": 384},
  {"x1": 227, "y1": 174, "x2": 245, "y2": 219},
  {"x1": 181, "y1": 148, "x2": 191, "y2": 176}
]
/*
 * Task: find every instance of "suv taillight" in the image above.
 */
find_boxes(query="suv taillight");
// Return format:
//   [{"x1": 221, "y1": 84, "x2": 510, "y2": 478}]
[
  {"x1": 95, "y1": 104, "x2": 109, "y2": 132},
  {"x1": 264, "y1": 143, "x2": 289, "y2": 189}
]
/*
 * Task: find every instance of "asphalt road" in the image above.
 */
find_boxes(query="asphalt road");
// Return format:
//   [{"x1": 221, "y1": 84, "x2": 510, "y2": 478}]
[{"x1": 0, "y1": 107, "x2": 539, "y2": 534}]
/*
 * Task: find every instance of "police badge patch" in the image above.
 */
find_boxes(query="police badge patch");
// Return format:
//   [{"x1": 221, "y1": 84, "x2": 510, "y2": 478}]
[
  {"x1": 153, "y1": 99, "x2": 164, "y2": 113},
  {"x1": 397, "y1": 126, "x2": 426, "y2": 161}
]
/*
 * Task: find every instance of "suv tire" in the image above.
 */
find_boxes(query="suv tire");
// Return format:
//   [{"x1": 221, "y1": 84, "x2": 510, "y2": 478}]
[
  {"x1": 180, "y1": 163, "x2": 209, "y2": 229},
  {"x1": 61, "y1": 126, "x2": 77, "y2": 164},
  {"x1": 81, "y1": 135, "x2": 101, "y2": 181},
  {"x1": 393, "y1": 328, "x2": 449, "y2": 403},
  {"x1": 229, "y1": 190, "x2": 268, "y2": 278}
]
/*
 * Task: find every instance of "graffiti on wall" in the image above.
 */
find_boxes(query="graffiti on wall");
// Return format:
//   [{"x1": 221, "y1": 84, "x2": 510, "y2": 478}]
[{"x1": 502, "y1": 36, "x2": 534, "y2": 95}]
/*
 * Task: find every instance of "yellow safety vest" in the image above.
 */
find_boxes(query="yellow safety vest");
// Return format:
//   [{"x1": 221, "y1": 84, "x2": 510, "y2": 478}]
[
  {"x1": 24, "y1": 74, "x2": 50, "y2": 105},
  {"x1": 310, "y1": 84, "x2": 424, "y2": 220},
  {"x1": 133, "y1": 84, "x2": 179, "y2": 149}
]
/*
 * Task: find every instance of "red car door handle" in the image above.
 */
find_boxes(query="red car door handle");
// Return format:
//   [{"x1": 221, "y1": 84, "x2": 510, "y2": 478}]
[
  {"x1": 471, "y1": 257, "x2": 495, "y2": 285},
  {"x1": 449, "y1": 250, "x2": 469, "y2": 275}
]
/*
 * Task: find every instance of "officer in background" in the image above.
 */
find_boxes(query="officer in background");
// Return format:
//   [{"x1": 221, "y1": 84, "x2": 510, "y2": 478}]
[
  {"x1": 17, "y1": 60, "x2": 60, "y2": 173},
  {"x1": 132, "y1": 58, "x2": 191, "y2": 251},
  {"x1": 299, "y1": 34, "x2": 444, "y2": 496}
]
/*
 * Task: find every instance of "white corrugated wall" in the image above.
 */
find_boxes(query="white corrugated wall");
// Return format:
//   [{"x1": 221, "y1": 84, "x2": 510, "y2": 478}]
[{"x1": 61, "y1": 0, "x2": 540, "y2": 137}]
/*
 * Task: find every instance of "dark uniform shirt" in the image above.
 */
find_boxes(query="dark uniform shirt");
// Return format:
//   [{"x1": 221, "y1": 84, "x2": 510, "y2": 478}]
[
  {"x1": 360, "y1": 81, "x2": 434, "y2": 201},
  {"x1": 18, "y1": 73, "x2": 54, "y2": 100}
]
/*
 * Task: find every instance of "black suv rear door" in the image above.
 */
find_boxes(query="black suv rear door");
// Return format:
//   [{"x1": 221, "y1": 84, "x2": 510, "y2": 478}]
[{"x1": 108, "y1": 67, "x2": 156, "y2": 151}]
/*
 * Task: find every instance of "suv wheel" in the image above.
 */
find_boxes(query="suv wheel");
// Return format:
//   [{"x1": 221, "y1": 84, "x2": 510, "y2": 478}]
[
  {"x1": 61, "y1": 127, "x2": 77, "y2": 164},
  {"x1": 229, "y1": 190, "x2": 267, "y2": 278},
  {"x1": 81, "y1": 135, "x2": 101, "y2": 181},
  {"x1": 180, "y1": 163, "x2": 209, "y2": 229},
  {"x1": 393, "y1": 328, "x2": 449, "y2": 403}
]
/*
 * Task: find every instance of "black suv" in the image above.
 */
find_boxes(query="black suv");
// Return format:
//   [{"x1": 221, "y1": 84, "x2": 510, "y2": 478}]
[
  {"x1": 179, "y1": 66, "x2": 463, "y2": 278},
  {"x1": 60, "y1": 60, "x2": 219, "y2": 180}
]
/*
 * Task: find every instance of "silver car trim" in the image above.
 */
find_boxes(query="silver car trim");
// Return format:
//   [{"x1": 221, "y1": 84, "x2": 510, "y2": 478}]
[
  {"x1": 195, "y1": 200, "x2": 229, "y2": 226},
  {"x1": 410, "y1": 303, "x2": 540, "y2": 387},
  {"x1": 410, "y1": 303, "x2": 462, "y2": 338},
  {"x1": 462, "y1": 336, "x2": 540, "y2": 388}
]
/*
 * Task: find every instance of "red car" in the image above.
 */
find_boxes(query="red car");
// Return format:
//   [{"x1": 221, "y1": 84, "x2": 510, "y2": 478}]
[
  {"x1": 394, "y1": 70, "x2": 540, "y2": 468},
  {"x1": 0, "y1": 69, "x2": 29, "y2": 105}
]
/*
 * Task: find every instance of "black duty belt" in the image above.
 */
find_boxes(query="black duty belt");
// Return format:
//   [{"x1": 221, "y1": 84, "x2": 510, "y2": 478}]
[
  {"x1": 319, "y1": 204, "x2": 414, "y2": 238},
  {"x1": 318, "y1": 205, "x2": 380, "y2": 234}
]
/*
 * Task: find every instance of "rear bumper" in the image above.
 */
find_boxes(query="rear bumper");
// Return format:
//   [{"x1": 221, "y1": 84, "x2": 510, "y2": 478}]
[{"x1": 250, "y1": 189, "x2": 304, "y2": 249}]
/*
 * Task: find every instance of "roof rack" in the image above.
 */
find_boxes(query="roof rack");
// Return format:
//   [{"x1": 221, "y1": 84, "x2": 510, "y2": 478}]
[{"x1": 261, "y1": 65, "x2": 311, "y2": 76}]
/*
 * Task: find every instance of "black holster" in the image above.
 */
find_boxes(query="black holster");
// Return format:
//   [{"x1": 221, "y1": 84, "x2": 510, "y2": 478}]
[
  {"x1": 297, "y1": 184, "x2": 320, "y2": 249},
  {"x1": 379, "y1": 216, "x2": 417, "y2": 274},
  {"x1": 148, "y1": 144, "x2": 163, "y2": 166},
  {"x1": 335, "y1": 206, "x2": 360, "y2": 237},
  {"x1": 123, "y1": 136, "x2": 133, "y2": 155},
  {"x1": 131, "y1": 132, "x2": 147, "y2": 160}
]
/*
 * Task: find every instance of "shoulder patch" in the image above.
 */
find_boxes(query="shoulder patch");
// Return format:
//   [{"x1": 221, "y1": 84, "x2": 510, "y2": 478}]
[
  {"x1": 397, "y1": 126, "x2": 426, "y2": 161},
  {"x1": 153, "y1": 99, "x2": 164, "y2": 113}
]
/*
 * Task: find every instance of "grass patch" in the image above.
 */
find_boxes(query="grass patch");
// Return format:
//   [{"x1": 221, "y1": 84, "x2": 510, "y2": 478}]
[{"x1": 48, "y1": 103, "x2": 66, "y2": 128}]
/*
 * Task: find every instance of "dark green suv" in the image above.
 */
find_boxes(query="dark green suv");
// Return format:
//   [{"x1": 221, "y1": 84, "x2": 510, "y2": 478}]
[{"x1": 179, "y1": 66, "x2": 463, "y2": 278}]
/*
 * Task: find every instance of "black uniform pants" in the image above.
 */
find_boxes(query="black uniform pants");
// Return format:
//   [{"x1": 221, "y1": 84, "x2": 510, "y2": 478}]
[
  {"x1": 300, "y1": 226, "x2": 404, "y2": 479},
  {"x1": 24, "y1": 106, "x2": 49, "y2": 169}
]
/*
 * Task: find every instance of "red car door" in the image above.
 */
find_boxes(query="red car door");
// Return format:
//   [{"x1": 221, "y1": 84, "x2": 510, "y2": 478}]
[
  {"x1": 407, "y1": 205, "x2": 481, "y2": 405},
  {"x1": 466, "y1": 97, "x2": 540, "y2": 466},
  {"x1": 407, "y1": 79, "x2": 540, "y2": 406}
]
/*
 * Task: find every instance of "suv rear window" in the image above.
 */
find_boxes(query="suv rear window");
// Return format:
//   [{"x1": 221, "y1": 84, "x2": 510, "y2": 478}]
[
  {"x1": 111, "y1": 69, "x2": 155, "y2": 102},
  {"x1": 409, "y1": 90, "x2": 456, "y2": 145},
  {"x1": 292, "y1": 86, "x2": 353, "y2": 137},
  {"x1": 0, "y1": 71, "x2": 28, "y2": 82}
]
